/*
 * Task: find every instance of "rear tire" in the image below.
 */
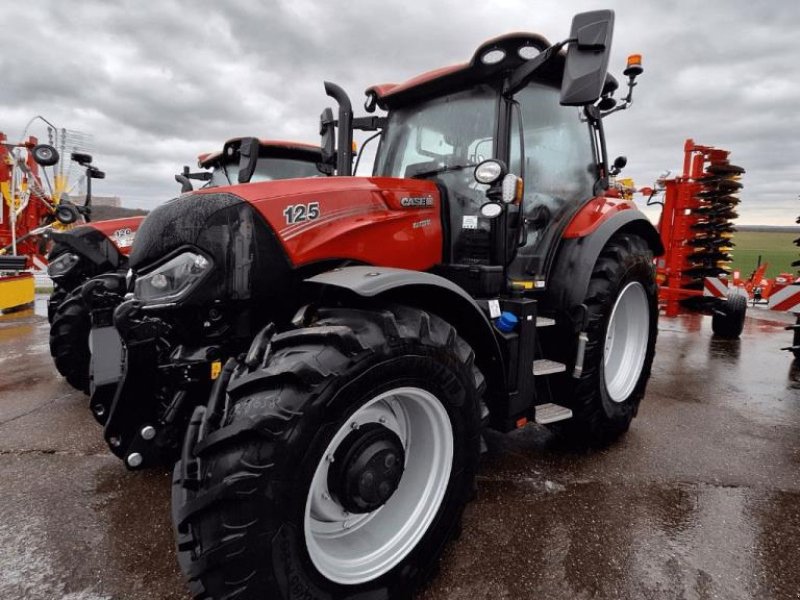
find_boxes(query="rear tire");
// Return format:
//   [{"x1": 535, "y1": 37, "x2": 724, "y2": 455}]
[
  {"x1": 549, "y1": 233, "x2": 658, "y2": 446},
  {"x1": 711, "y1": 291, "x2": 747, "y2": 339},
  {"x1": 793, "y1": 314, "x2": 800, "y2": 361},
  {"x1": 172, "y1": 305, "x2": 483, "y2": 600},
  {"x1": 49, "y1": 288, "x2": 91, "y2": 393}
]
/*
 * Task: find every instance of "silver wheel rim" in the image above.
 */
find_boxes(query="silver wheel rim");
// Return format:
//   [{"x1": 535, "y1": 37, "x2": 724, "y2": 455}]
[
  {"x1": 603, "y1": 281, "x2": 650, "y2": 403},
  {"x1": 304, "y1": 386, "x2": 453, "y2": 585}
]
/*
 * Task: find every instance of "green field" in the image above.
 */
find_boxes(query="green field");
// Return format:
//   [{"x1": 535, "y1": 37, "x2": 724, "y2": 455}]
[{"x1": 730, "y1": 231, "x2": 798, "y2": 278}]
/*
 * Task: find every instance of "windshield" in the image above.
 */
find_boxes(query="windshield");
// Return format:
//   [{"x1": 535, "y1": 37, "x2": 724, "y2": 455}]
[
  {"x1": 210, "y1": 154, "x2": 321, "y2": 187},
  {"x1": 375, "y1": 86, "x2": 497, "y2": 264}
]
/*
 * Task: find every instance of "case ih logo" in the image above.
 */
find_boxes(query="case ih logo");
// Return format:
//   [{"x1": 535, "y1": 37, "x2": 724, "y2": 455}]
[{"x1": 400, "y1": 196, "x2": 433, "y2": 208}]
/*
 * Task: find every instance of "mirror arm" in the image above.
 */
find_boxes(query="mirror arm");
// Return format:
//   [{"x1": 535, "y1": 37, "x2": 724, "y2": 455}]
[
  {"x1": 504, "y1": 39, "x2": 573, "y2": 97},
  {"x1": 352, "y1": 116, "x2": 386, "y2": 132},
  {"x1": 600, "y1": 75, "x2": 639, "y2": 118}
]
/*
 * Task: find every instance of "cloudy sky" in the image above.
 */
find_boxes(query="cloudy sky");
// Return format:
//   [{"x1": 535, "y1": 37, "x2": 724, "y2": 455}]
[{"x1": 3, "y1": 0, "x2": 798, "y2": 224}]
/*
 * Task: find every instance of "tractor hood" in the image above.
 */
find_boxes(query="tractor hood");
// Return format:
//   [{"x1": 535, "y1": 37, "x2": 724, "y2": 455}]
[
  {"x1": 129, "y1": 176, "x2": 443, "y2": 305},
  {"x1": 219, "y1": 176, "x2": 443, "y2": 271}
]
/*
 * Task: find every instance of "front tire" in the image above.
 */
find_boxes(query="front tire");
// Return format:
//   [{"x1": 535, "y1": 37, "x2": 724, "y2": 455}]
[
  {"x1": 550, "y1": 233, "x2": 658, "y2": 445},
  {"x1": 47, "y1": 285, "x2": 68, "y2": 324},
  {"x1": 172, "y1": 305, "x2": 483, "y2": 599},
  {"x1": 49, "y1": 288, "x2": 91, "y2": 393}
]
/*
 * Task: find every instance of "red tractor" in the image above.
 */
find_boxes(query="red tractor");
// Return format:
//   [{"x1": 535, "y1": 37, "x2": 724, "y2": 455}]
[{"x1": 105, "y1": 11, "x2": 658, "y2": 598}]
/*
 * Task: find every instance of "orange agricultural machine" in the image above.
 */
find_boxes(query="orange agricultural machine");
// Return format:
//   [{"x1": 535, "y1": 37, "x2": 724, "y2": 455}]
[
  {"x1": 0, "y1": 131, "x2": 61, "y2": 310},
  {"x1": 733, "y1": 258, "x2": 797, "y2": 306},
  {"x1": 647, "y1": 139, "x2": 747, "y2": 337},
  {"x1": 0, "y1": 120, "x2": 104, "y2": 312}
]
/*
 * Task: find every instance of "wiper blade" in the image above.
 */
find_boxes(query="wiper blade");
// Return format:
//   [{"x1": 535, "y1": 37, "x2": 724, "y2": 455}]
[{"x1": 411, "y1": 163, "x2": 476, "y2": 179}]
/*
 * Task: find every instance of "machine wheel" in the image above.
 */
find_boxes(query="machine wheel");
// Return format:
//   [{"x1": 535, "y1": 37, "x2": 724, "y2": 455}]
[
  {"x1": 792, "y1": 314, "x2": 800, "y2": 361},
  {"x1": 32, "y1": 143, "x2": 59, "y2": 167},
  {"x1": 49, "y1": 288, "x2": 91, "y2": 393},
  {"x1": 711, "y1": 291, "x2": 747, "y2": 339},
  {"x1": 47, "y1": 285, "x2": 68, "y2": 324},
  {"x1": 551, "y1": 233, "x2": 658, "y2": 445},
  {"x1": 172, "y1": 305, "x2": 483, "y2": 600}
]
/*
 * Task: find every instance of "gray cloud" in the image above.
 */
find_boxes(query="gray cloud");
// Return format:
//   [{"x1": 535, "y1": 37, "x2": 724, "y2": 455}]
[{"x1": 2, "y1": 0, "x2": 798, "y2": 223}]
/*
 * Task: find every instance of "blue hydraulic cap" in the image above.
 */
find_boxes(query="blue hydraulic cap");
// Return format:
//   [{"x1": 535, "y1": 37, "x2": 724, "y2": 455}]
[{"x1": 495, "y1": 311, "x2": 518, "y2": 333}]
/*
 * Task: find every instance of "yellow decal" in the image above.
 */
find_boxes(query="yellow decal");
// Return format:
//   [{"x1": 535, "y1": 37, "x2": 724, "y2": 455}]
[{"x1": 210, "y1": 360, "x2": 222, "y2": 380}]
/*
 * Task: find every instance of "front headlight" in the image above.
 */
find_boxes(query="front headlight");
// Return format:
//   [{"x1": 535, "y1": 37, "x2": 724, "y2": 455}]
[
  {"x1": 134, "y1": 251, "x2": 211, "y2": 305},
  {"x1": 48, "y1": 252, "x2": 80, "y2": 279}
]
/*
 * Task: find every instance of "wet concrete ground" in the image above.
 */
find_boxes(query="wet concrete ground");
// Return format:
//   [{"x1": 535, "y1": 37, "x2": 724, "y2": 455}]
[{"x1": 0, "y1": 299, "x2": 798, "y2": 600}]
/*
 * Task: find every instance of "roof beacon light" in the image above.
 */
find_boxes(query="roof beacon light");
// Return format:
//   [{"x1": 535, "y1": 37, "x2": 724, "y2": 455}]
[{"x1": 624, "y1": 54, "x2": 643, "y2": 78}]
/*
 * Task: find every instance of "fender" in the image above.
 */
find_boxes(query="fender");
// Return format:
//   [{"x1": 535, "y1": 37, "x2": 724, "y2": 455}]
[
  {"x1": 546, "y1": 209, "x2": 663, "y2": 313},
  {"x1": 305, "y1": 266, "x2": 507, "y2": 400}
]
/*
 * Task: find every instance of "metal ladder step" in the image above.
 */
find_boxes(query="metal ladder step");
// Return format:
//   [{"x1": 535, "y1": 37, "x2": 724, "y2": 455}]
[
  {"x1": 536, "y1": 316, "x2": 556, "y2": 327},
  {"x1": 535, "y1": 403, "x2": 573, "y2": 424},
  {"x1": 532, "y1": 359, "x2": 567, "y2": 376},
  {"x1": 781, "y1": 345, "x2": 800, "y2": 352}
]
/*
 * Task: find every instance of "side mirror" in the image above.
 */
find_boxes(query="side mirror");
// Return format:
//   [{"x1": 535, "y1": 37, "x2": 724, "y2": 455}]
[
  {"x1": 71, "y1": 152, "x2": 93, "y2": 166},
  {"x1": 237, "y1": 137, "x2": 260, "y2": 184},
  {"x1": 610, "y1": 155, "x2": 627, "y2": 176},
  {"x1": 319, "y1": 107, "x2": 336, "y2": 168},
  {"x1": 176, "y1": 166, "x2": 193, "y2": 193},
  {"x1": 560, "y1": 10, "x2": 615, "y2": 106},
  {"x1": 87, "y1": 166, "x2": 105, "y2": 179}
]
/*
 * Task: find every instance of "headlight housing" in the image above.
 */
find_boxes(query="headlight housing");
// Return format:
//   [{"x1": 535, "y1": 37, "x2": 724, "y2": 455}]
[
  {"x1": 48, "y1": 252, "x2": 80, "y2": 279},
  {"x1": 134, "y1": 251, "x2": 211, "y2": 305}
]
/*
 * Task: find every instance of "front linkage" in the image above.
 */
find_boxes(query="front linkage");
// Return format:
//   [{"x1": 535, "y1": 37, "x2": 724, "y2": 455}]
[{"x1": 102, "y1": 298, "x2": 223, "y2": 468}]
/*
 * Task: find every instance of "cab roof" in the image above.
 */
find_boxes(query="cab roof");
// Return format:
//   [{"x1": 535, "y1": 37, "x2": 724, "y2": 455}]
[
  {"x1": 365, "y1": 32, "x2": 565, "y2": 109},
  {"x1": 197, "y1": 138, "x2": 321, "y2": 169}
]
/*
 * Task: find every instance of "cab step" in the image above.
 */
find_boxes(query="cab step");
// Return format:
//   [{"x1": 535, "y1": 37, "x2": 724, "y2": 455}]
[
  {"x1": 536, "y1": 316, "x2": 556, "y2": 327},
  {"x1": 534, "y1": 403, "x2": 573, "y2": 424},
  {"x1": 532, "y1": 359, "x2": 567, "y2": 376},
  {"x1": 781, "y1": 345, "x2": 799, "y2": 353}
]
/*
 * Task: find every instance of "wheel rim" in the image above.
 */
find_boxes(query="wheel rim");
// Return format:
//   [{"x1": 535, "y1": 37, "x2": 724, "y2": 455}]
[
  {"x1": 304, "y1": 386, "x2": 453, "y2": 585},
  {"x1": 603, "y1": 281, "x2": 650, "y2": 403}
]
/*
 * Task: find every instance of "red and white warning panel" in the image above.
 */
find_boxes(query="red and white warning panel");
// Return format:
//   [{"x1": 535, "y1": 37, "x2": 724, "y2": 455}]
[
  {"x1": 768, "y1": 284, "x2": 800, "y2": 314},
  {"x1": 703, "y1": 277, "x2": 729, "y2": 298}
]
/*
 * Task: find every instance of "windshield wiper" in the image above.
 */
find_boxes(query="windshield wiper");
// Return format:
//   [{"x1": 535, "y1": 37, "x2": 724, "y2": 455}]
[{"x1": 411, "y1": 163, "x2": 476, "y2": 179}]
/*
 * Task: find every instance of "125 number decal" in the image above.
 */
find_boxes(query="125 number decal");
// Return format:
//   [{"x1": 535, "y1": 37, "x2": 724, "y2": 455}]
[{"x1": 283, "y1": 202, "x2": 320, "y2": 225}]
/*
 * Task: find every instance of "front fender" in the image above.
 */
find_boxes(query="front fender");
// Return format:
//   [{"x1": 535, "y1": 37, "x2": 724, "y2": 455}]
[
  {"x1": 305, "y1": 266, "x2": 507, "y2": 400},
  {"x1": 546, "y1": 209, "x2": 662, "y2": 314}
]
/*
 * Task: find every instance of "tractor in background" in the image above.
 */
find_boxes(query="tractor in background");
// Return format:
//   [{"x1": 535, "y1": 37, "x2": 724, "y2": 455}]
[
  {"x1": 97, "y1": 10, "x2": 659, "y2": 599},
  {"x1": 52, "y1": 138, "x2": 325, "y2": 412}
]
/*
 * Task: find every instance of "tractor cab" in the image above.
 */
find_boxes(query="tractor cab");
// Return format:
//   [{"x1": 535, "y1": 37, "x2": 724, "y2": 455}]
[
  {"x1": 324, "y1": 12, "x2": 644, "y2": 296},
  {"x1": 176, "y1": 138, "x2": 325, "y2": 193}
]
